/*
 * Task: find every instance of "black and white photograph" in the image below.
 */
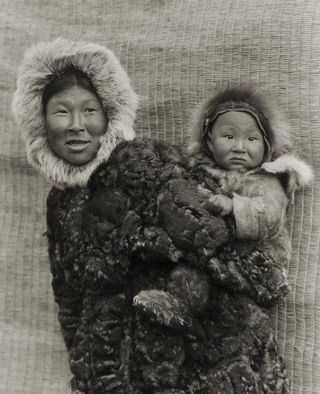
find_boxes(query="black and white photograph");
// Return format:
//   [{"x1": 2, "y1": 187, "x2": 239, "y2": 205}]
[{"x1": 0, "y1": 1, "x2": 319, "y2": 393}]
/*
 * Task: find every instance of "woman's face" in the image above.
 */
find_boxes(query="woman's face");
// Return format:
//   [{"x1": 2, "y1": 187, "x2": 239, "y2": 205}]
[
  {"x1": 45, "y1": 85, "x2": 107, "y2": 165},
  {"x1": 207, "y1": 111, "x2": 265, "y2": 171}
]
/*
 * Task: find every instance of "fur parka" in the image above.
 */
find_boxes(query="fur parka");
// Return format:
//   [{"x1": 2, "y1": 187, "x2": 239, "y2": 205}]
[
  {"x1": 13, "y1": 41, "x2": 311, "y2": 393},
  {"x1": 46, "y1": 138, "x2": 292, "y2": 393}
]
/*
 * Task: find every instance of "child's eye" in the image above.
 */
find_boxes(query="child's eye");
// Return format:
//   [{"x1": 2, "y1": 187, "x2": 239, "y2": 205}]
[
  {"x1": 224, "y1": 135, "x2": 234, "y2": 139},
  {"x1": 248, "y1": 136, "x2": 257, "y2": 141}
]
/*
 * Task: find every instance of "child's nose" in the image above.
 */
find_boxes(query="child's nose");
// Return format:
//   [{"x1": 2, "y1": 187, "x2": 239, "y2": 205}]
[
  {"x1": 69, "y1": 111, "x2": 85, "y2": 132},
  {"x1": 232, "y1": 139, "x2": 246, "y2": 152}
]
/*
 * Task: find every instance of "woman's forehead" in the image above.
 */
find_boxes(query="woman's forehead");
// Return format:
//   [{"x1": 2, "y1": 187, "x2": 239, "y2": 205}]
[{"x1": 47, "y1": 85, "x2": 101, "y2": 105}]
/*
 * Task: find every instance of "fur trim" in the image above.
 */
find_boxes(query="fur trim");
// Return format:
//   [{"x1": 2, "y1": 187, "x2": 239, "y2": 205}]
[
  {"x1": 12, "y1": 38, "x2": 138, "y2": 188},
  {"x1": 188, "y1": 86, "x2": 292, "y2": 161},
  {"x1": 261, "y1": 155, "x2": 313, "y2": 189}
]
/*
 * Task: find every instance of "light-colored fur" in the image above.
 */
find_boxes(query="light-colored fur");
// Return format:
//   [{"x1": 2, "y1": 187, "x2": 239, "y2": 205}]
[
  {"x1": 262, "y1": 155, "x2": 313, "y2": 187},
  {"x1": 12, "y1": 38, "x2": 138, "y2": 188}
]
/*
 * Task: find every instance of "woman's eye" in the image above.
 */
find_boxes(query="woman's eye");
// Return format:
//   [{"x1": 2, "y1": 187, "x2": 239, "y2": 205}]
[
  {"x1": 85, "y1": 108, "x2": 97, "y2": 113},
  {"x1": 55, "y1": 109, "x2": 68, "y2": 114}
]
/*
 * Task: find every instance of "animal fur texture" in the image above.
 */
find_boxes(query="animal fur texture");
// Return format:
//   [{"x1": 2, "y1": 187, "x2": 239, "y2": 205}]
[{"x1": 46, "y1": 138, "x2": 296, "y2": 393}]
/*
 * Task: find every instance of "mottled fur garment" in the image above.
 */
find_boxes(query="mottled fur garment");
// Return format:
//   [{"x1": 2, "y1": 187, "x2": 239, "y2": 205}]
[{"x1": 45, "y1": 137, "x2": 293, "y2": 393}]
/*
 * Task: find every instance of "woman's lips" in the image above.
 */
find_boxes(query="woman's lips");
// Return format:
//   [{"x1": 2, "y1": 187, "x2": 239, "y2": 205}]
[{"x1": 66, "y1": 140, "x2": 90, "y2": 151}]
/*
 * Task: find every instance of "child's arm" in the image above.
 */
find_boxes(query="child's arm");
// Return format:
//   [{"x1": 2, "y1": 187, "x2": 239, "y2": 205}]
[
  {"x1": 206, "y1": 174, "x2": 288, "y2": 241},
  {"x1": 231, "y1": 175, "x2": 288, "y2": 241},
  {"x1": 206, "y1": 194, "x2": 233, "y2": 216},
  {"x1": 204, "y1": 174, "x2": 290, "y2": 306}
]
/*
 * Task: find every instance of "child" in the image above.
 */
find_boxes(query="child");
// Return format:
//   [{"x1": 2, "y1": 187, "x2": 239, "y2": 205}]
[
  {"x1": 133, "y1": 86, "x2": 313, "y2": 332},
  {"x1": 13, "y1": 39, "x2": 303, "y2": 393},
  {"x1": 188, "y1": 86, "x2": 313, "y2": 280}
]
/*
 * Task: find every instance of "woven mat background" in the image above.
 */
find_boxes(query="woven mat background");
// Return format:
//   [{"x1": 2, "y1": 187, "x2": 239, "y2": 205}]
[{"x1": 0, "y1": 1, "x2": 319, "y2": 393}]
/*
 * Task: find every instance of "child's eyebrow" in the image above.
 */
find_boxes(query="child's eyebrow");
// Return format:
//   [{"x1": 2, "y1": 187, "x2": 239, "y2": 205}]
[{"x1": 246, "y1": 128, "x2": 263, "y2": 136}]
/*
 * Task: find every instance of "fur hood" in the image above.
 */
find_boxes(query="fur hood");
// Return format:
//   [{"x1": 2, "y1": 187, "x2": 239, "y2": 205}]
[
  {"x1": 12, "y1": 38, "x2": 138, "y2": 188},
  {"x1": 188, "y1": 86, "x2": 292, "y2": 161}
]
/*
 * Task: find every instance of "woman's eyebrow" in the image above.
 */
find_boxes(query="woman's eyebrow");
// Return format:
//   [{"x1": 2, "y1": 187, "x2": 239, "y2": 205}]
[
  {"x1": 50, "y1": 98, "x2": 99, "y2": 106},
  {"x1": 49, "y1": 98, "x2": 71, "y2": 106}
]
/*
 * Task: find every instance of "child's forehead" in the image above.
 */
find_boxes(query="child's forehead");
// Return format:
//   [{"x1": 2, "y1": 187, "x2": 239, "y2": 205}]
[
  {"x1": 211, "y1": 110, "x2": 263, "y2": 133},
  {"x1": 214, "y1": 110, "x2": 258, "y2": 125}
]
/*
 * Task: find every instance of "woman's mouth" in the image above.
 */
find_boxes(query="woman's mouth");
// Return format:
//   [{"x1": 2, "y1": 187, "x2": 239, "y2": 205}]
[{"x1": 66, "y1": 140, "x2": 90, "y2": 151}]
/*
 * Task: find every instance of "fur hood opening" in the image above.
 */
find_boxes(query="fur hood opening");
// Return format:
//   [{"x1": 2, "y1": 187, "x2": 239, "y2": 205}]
[
  {"x1": 188, "y1": 86, "x2": 292, "y2": 162},
  {"x1": 12, "y1": 38, "x2": 138, "y2": 188}
]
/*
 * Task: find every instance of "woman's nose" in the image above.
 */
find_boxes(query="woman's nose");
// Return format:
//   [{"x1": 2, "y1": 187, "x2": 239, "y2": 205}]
[{"x1": 69, "y1": 111, "x2": 85, "y2": 132}]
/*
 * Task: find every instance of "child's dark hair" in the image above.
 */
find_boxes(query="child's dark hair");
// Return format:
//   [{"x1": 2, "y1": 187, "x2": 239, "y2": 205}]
[{"x1": 42, "y1": 69, "x2": 100, "y2": 112}]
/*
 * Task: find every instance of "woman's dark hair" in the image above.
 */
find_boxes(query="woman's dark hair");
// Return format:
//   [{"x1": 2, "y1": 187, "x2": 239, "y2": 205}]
[{"x1": 42, "y1": 69, "x2": 100, "y2": 112}]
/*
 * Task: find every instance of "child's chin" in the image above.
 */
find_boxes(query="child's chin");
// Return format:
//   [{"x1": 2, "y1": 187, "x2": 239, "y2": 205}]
[{"x1": 228, "y1": 164, "x2": 248, "y2": 172}]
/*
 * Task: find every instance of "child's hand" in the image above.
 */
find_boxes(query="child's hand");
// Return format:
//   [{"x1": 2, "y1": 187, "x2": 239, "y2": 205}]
[{"x1": 206, "y1": 195, "x2": 233, "y2": 216}]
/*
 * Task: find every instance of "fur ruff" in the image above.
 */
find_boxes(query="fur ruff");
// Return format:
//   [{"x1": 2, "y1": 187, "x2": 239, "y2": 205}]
[
  {"x1": 261, "y1": 154, "x2": 314, "y2": 188},
  {"x1": 12, "y1": 38, "x2": 138, "y2": 188},
  {"x1": 188, "y1": 86, "x2": 292, "y2": 161}
]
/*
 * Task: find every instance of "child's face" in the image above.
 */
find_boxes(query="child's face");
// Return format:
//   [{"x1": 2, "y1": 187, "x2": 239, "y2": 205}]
[
  {"x1": 45, "y1": 85, "x2": 107, "y2": 165},
  {"x1": 207, "y1": 111, "x2": 265, "y2": 171}
]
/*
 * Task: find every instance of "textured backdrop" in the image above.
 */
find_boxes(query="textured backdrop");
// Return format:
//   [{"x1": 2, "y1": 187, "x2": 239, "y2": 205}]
[{"x1": 0, "y1": 1, "x2": 319, "y2": 393}]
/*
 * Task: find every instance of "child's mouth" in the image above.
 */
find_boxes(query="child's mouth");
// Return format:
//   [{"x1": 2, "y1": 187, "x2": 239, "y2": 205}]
[{"x1": 230, "y1": 157, "x2": 246, "y2": 163}]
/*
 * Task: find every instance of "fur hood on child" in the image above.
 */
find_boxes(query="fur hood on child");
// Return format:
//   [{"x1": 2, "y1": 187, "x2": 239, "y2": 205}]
[
  {"x1": 188, "y1": 86, "x2": 313, "y2": 194},
  {"x1": 12, "y1": 38, "x2": 138, "y2": 188}
]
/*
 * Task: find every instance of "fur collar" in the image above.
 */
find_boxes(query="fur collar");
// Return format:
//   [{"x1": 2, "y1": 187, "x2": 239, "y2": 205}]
[
  {"x1": 197, "y1": 154, "x2": 313, "y2": 199},
  {"x1": 12, "y1": 38, "x2": 138, "y2": 188},
  {"x1": 261, "y1": 154, "x2": 313, "y2": 195}
]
